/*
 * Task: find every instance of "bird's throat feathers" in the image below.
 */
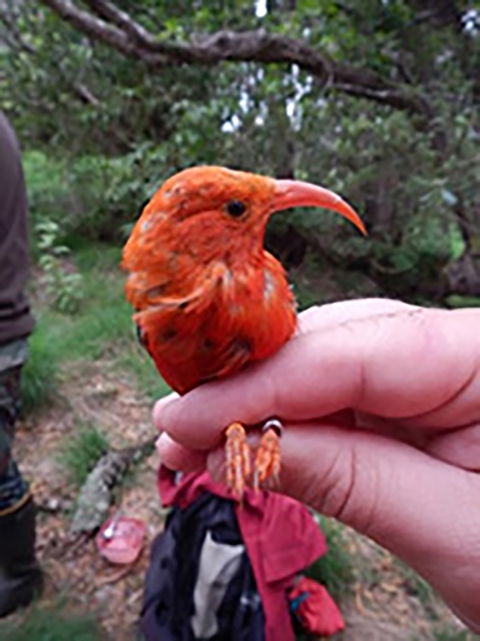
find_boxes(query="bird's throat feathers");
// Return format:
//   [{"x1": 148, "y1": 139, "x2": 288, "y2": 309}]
[{"x1": 129, "y1": 249, "x2": 297, "y2": 393}]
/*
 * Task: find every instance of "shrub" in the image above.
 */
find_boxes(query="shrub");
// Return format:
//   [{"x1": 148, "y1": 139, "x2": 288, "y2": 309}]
[{"x1": 36, "y1": 219, "x2": 84, "y2": 314}]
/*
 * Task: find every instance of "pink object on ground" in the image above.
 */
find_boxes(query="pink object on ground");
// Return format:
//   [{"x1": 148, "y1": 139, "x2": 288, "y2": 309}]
[{"x1": 96, "y1": 515, "x2": 146, "y2": 564}]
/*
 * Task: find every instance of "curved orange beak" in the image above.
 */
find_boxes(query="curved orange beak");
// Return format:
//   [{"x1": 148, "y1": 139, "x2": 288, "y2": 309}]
[{"x1": 272, "y1": 179, "x2": 366, "y2": 236}]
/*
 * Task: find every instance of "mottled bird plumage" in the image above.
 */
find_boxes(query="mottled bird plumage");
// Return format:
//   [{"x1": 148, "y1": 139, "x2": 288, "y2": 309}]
[{"x1": 123, "y1": 166, "x2": 297, "y2": 394}]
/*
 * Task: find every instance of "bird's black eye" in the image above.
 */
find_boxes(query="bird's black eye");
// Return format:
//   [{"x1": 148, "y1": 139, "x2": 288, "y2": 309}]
[{"x1": 226, "y1": 200, "x2": 247, "y2": 218}]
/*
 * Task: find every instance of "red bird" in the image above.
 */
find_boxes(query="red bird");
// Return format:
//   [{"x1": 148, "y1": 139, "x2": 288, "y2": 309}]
[{"x1": 123, "y1": 166, "x2": 365, "y2": 494}]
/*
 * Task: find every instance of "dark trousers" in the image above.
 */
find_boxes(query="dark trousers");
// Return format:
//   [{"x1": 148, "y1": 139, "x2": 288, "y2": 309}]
[{"x1": 0, "y1": 339, "x2": 29, "y2": 511}]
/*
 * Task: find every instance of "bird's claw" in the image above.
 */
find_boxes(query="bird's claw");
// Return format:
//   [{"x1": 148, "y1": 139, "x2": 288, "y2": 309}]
[
  {"x1": 225, "y1": 422, "x2": 251, "y2": 496},
  {"x1": 253, "y1": 419, "x2": 282, "y2": 490},
  {"x1": 225, "y1": 419, "x2": 283, "y2": 494}
]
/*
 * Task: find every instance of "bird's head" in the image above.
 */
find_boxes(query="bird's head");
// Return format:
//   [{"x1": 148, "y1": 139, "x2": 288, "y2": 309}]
[{"x1": 123, "y1": 165, "x2": 365, "y2": 273}]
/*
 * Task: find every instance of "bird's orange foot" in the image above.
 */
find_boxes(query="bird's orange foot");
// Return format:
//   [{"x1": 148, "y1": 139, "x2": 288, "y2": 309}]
[
  {"x1": 253, "y1": 419, "x2": 283, "y2": 490},
  {"x1": 225, "y1": 422, "x2": 251, "y2": 496}
]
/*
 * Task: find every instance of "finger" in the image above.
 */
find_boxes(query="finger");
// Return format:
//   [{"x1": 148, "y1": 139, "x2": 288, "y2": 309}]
[
  {"x1": 156, "y1": 433, "x2": 207, "y2": 472},
  {"x1": 155, "y1": 307, "x2": 480, "y2": 450},
  {"x1": 152, "y1": 300, "x2": 419, "y2": 439},
  {"x1": 426, "y1": 424, "x2": 480, "y2": 471},
  {"x1": 207, "y1": 423, "x2": 480, "y2": 630},
  {"x1": 297, "y1": 298, "x2": 416, "y2": 334}
]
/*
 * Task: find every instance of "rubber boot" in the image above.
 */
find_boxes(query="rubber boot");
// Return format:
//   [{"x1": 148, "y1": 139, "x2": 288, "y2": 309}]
[{"x1": 0, "y1": 496, "x2": 43, "y2": 617}]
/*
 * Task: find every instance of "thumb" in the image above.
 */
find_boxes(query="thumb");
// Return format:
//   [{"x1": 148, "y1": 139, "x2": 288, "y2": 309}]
[{"x1": 208, "y1": 423, "x2": 480, "y2": 631}]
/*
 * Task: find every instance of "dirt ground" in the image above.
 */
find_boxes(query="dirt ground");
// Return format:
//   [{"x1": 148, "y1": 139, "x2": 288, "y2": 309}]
[{"x1": 12, "y1": 359, "x2": 477, "y2": 640}]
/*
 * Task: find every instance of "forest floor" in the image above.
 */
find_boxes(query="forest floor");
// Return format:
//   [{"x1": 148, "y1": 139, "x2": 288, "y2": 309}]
[{"x1": 0, "y1": 246, "x2": 478, "y2": 640}]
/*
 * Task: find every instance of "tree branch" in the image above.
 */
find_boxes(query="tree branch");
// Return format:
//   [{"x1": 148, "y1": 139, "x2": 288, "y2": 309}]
[
  {"x1": 0, "y1": 4, "x2": 102, "y2": 109},
  {"x1": 405, "y1": 0, "x2": 464, "y2": 32},
  {"x1": 0, "y1": 10, "x2": 36, "y2": 53},
  {"x1": 39, "y1": 0, "x2": 159, "y2": 62},
  {"x1": 39, "y1": 0, "x2": 433, "y2": 116},
  {"x1": 82, "y1": 0, "x2": 159, "y2": 48},
  {"x1": 72, "y1": 81, "x2": 101, "y2": 106}
]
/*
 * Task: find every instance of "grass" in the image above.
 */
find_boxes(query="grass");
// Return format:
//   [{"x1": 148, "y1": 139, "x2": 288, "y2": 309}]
[
  {"x1": 61, "y1": 421, "x2": 109, "y2": 487},
  {"x1": 305, "y1": 514, "x2": 355, "y2": 600},
  {"x1": 27, "y1": 242, "x2": 170, "y2": 403},
  {"x1": 116, "y1": 343, "x2": 171, "y2": 399},
  {"x1": 432, "y1": 627, "x2": 474, "y2": 641},
  {"x1": 0, "y1": 603, "x2": 105, "y2": 641},
  {"x1": 21, "y1": 323, "x2": 59, "y2": 414},
  {"x1": 40, "y1": 271, "x2": 133, "y2": 361}
]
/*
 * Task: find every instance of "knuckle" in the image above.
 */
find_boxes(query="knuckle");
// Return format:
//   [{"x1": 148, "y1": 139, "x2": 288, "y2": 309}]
[{"x1": 315, "y1": 443, "x2": 380, "y2": 537}]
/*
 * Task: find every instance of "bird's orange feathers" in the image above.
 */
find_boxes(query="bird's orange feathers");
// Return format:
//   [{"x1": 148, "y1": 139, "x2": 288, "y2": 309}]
[
  {"x1": 123, "y1": 166, "x2": 364, "y2": 394},
  {"x1": 123, "y1": 167, "x2": 296, "y2": 394}
]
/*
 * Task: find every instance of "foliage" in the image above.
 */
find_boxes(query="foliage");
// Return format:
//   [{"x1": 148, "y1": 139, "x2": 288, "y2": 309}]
[
  {"x1": 35, "y1": 246, "x2": 132, "y2": 361},
  {"x1": 30, "y1": 242, "x2": 169, "y2": 400},
  {"x1": 23, "y1": 148, "x2": 165, "y2": 242},
  {"x1": 22, "y1": 151, "x2": 70, "y2": 245},
  {"x1": 1, "y1": 1, "x2": 480, "y2": 302},
  {"x1": 61, "y1": 422, "x2": 110, "y2": 487},
  {"x1": 36, "y1": 219, "x2": 84, "y2": 314},
  {"x1": 0, "y1": 602, "x2": 105, "y2": 641},
  {"x1": 20, "y1": 322, "x2": 59, "y2": 415}
]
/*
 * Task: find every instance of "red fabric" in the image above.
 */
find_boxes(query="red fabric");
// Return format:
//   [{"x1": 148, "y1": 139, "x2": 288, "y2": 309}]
[
  {"x1": 158, "y1": 467, "x2": 329, "y2": 641},
  {"x1": 289, "y1": 576, "x2": 345, "y2": 636}
]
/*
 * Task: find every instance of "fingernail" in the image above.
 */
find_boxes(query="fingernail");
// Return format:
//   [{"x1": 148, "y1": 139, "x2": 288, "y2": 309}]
[
  {"x1": 156, "y1": 433, "x2": 206, "y2": 473},
  {"x1": 155, "y1": 435, "x2": 164, "y2": 459},
  {"x1": 153, "y1": 392, "x2": 180, "y2": 430},
  {"x1": 155, "y1": 433, "x2": 169, "y2": 463},
  {"x1": 207, "y1": 447, "x2": 225, "y2": 484}
]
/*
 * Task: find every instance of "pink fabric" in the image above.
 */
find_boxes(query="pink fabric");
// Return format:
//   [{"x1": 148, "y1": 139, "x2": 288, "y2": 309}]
[
  {"x1": 158, "y1": 467, "x2": 328, "y2": 641},
  {"x1": 289, "y1": 576, "x2": 345, "y2": 636}
]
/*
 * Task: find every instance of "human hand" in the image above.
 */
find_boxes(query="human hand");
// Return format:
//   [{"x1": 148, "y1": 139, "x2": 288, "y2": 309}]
[{"x1": 154, "y1": 299, "x2": 480, "y2": 632}]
